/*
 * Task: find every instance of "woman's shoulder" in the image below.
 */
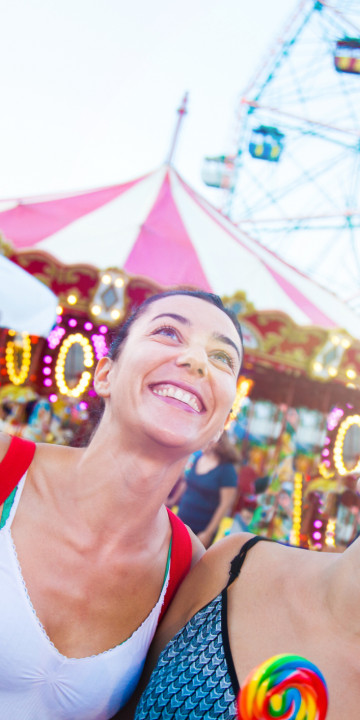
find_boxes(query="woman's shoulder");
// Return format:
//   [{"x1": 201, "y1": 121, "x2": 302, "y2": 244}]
[
  {"x1": 163, "y1": 535, "x2": 254, "y2": 623},
  {"x1": 0, "y1": 432, "x2": 76, "y2": 471},
  {"x1": 194, "y1": 532, "x2": 259, "y2": 584},
  {"x1": 147, "y1": 533, "x2": 255, "y2": 665},
  {"x1": 219, "y1": 461, "x2": 238, "y2": 478}
]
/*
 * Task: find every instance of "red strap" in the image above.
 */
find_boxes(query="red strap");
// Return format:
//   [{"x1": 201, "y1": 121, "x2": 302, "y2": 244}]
[
  {"x1": 0, "y1": 436, "x2": 36, "y2": 505},
  {"x1": 159, "y1": 509, "x2": 192, "y2": 623}
]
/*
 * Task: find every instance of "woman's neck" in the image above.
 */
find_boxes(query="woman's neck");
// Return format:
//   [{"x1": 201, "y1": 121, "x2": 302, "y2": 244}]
[{"x1": 61, "y1": 428, "x2": 187, "y2": 543}]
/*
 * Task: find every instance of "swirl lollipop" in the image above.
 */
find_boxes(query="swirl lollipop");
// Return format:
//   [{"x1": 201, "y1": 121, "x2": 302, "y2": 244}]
[{"x1": 237, "y1": 653, "x2": 328, "y2": 720}]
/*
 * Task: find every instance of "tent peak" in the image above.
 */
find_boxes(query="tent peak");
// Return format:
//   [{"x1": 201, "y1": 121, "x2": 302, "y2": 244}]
[{"x1": 166, "y1": 92, "x2": 189, "y2": 167}]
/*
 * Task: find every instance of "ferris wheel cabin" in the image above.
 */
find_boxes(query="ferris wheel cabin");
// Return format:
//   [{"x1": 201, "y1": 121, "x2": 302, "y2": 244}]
[
  {"x1": 248, "y1": 125, "x2": 285, "y2": 162},
  {"x1": 334, "y1": 38, "x2": 360, "y2": 75}
]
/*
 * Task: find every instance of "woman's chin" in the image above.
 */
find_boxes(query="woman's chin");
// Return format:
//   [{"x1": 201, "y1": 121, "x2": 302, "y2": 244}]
[{"x1": 142, "y1": 422, "x2": 201, "y2": 454}]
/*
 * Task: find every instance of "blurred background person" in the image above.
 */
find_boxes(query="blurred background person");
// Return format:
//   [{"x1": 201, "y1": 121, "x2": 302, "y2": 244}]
[{"x1": 177, "y1": 431, "x2": 240, "y2": 548}]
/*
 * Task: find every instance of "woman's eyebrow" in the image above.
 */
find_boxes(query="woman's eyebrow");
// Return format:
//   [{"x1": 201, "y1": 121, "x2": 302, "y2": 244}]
[
  {"x1": 212, "y1": 333, "x2": 241, "y2": 361},
  {"x1": 151, "y1": 313, "x2": 191, "y2": 325},
  {"x1": 151, "y1": 314, "x2": 240, "y2": 359}
]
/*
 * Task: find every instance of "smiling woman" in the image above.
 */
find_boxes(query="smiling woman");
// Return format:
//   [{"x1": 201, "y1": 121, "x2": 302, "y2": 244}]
[{"x1": 0, "y1": 287, "x2": 243, "y2": 720}]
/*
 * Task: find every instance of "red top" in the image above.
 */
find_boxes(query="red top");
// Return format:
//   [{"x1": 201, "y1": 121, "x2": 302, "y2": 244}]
[
  {"x1": 0, "y1": 435, "x2": 36, "y2": 505},
  {"x1": 160, "y1": 508, "x2": 192, "y2": 622},
  {"x1": 0, "y1": 435, "x2": 192, "y2": 620}
]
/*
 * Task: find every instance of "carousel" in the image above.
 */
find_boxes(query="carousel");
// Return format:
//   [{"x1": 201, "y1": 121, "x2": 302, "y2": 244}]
[{"x1": 1, "y1": 98, "x2": 360, "y2": 550}]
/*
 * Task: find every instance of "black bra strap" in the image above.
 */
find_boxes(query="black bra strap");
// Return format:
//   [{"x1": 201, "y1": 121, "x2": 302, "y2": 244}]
[{"x1": 226, "y1": 535, "x2": 272, "y2": 588}]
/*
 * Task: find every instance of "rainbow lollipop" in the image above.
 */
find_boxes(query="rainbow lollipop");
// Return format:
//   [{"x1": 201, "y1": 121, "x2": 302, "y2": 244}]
[{"x1": 237, "y1": 654, "x2": 328, "y2": 720}]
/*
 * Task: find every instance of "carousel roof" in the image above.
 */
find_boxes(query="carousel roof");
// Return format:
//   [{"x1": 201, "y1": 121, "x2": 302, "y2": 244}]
[{"x1": 1, "y1": 164, "x2": 360, "y2": 338}]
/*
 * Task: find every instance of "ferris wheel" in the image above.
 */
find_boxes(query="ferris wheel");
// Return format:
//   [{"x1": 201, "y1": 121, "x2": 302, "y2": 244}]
[{"x1": 206, "y1": 1, "x2": 360, "y2": 312}]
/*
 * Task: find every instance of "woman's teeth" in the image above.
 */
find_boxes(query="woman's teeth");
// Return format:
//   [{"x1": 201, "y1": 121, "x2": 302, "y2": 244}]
[{"x1": 152, "y1": 385, "x2": 201, "y2": 413}]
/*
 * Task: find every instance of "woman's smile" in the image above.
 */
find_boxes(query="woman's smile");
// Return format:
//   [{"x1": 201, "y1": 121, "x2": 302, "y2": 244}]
[{"x1": 149, "y1": 382, "x2": 205, "y2": 414}]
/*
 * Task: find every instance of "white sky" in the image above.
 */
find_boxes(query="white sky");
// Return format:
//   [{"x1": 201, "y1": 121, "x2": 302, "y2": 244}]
[{"x1": 0, "y1": 0, "x2": 296, "y2": 200}]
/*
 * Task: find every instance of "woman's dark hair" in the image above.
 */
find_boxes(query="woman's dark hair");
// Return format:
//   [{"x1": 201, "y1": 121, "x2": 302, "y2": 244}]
[
  {"x1": 212, "y1": 430, "x2": 242, "y2": 465},
  {"x1": 108, "y1": 288, "x2": 243, "y2": 372}
]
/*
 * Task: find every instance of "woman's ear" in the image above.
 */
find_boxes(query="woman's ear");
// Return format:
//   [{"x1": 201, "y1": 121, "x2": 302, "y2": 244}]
[{"x1": 93, "y1": 356, "x2": 113, "y2": 398}]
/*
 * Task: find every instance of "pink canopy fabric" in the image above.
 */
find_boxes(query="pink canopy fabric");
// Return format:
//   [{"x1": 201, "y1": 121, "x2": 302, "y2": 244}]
[{"x1": 0, "y1": 165, "x2": 359, "y2": 338}]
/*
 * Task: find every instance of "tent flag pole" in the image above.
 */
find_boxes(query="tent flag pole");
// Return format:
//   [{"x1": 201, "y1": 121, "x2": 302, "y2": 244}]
[{"x1": 166, "y1": 92, "x2": 188, "y2": 166}]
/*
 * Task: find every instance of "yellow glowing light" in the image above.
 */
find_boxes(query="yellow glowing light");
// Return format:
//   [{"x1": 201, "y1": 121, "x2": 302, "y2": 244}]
[
  {"x1": 313, "y1": 362, "x2": 323, "y2": 373},
  {"x1": 346, "y1": 382, "x2": 356, "y2": 389},
  {"x1": 290, "y1": 472, "x2": 303, "y2": 547},
  {"x1": 346, "y1": 368, "x2": 356, "y2": 380},
  {"x1": 341, "y1": 338, "x2": 351, "y2": 349},
  {"x1": 5, "y1": 333, "x2": 32, "y2": 385},
  {"x1": 333, "y1": 414, "x2": 360, "y2": 476},
  {"x1": 67, "y1": 294, "x2": 77, "y2": 305},
  {"x1": 101, "y1": 274, "x2": 112, "y2": 285},
  {"x1": 318, "y1": 462, "x2": 335, "y2": 480},
  {"x1": 225, "y1": 377, "x2": 254, "y2": 430},
  {"x1": 91, "y1": 305, "x2": 101, "y2": 316},
  {"x1": 54, "y1": 333, "x2": 94, "y2": 398},
  {"x1": 111, "y1": 309, "x2": 121, "y2": 320},
  {"x1": 56, "y1": 305, "x2": 63, "y2": 315},
  {"x1": 328, "y1": 366, "x2": 338, "y2": 377},
  {"x1": 331, "y1": 336, "x2": 340, "y2": 346},
  {"x1": 114, "y1": 277, "x2": 124, "y2": 288},
  {"x1": 325, "y1": 519, "x2": 336, "y2": 547}
]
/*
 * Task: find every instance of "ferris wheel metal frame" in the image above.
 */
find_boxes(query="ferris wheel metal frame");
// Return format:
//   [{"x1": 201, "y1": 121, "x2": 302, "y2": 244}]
[{"x1": 223, "y1": 0, "x2": 360, "y2": 310}]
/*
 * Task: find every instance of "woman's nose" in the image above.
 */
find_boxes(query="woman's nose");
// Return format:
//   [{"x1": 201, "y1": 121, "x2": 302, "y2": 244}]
[{"x1": 176, "y1": 345, "x2": 208, "y2": 377}]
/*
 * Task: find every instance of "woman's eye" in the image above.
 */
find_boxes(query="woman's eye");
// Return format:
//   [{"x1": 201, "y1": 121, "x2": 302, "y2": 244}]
[
  {"x1": 211, "y1": 351, "x2": 235, "y2": 370},
  {"x1": 152, "y1": 325, "x2": 180, "y2": 341}
]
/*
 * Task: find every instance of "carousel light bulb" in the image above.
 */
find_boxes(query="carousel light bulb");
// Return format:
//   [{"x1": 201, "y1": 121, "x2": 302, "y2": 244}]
[
  {"x1": 54, "y1": 334, "x2": 94, "y2": 398},
  {"x1": 91, "y1": 305, "x2": 101, "y2": 316},
  {"x1": 313, "y1": 362, "x2": 323, "y2": 372},
  {"x1": 5, "y1": 333, "x2": 32, "y2": 385},
  {"x1": 328, "y1": 366, "x2": 338, "y2": 377},
  {"x1": 111, "y1": 309, "x2": 121, "y2": 320},
  {"x1": 114, "y1": 277, "x2": 124, "y2": 288},
  {"x1": 346, "y1": 368, "x2": 356, "y2": 380},
  {"x1": 67, "y1": 294, "x2": 77, "y2": 305},
  {"x1": 101, "y1": 274, "x2": 112, "y2": 285}
]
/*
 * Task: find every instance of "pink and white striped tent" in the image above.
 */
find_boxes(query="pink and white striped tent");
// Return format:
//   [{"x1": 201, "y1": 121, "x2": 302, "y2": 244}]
[{"x1": 1, "y1": 164, "x2": 359, "y2": 338}]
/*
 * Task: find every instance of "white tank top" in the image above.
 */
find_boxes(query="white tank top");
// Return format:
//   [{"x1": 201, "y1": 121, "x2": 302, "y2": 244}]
[{"x1": 0, "y1": 472, "x2": 170, "y2": 720}]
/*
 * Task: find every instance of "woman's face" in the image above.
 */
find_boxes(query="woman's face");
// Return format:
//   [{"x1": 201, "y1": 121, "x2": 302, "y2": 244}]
[{"x1": 96, "y1": 295, "x2": 242, "y2": 453}]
